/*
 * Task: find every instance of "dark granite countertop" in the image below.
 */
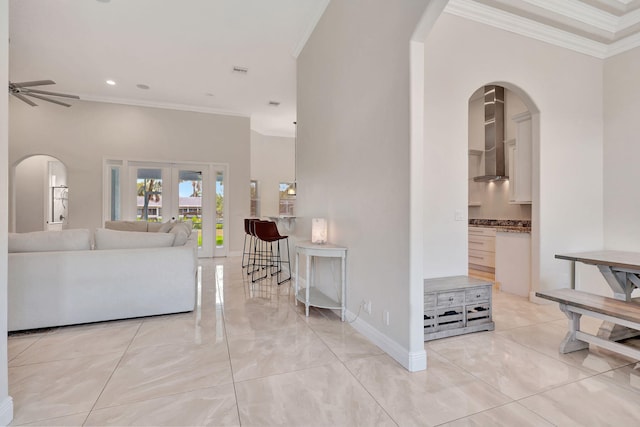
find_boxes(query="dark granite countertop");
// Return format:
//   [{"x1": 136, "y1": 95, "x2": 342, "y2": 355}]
[{"x1": 469, "y1": 219, "x2": 531, "y2": 233}]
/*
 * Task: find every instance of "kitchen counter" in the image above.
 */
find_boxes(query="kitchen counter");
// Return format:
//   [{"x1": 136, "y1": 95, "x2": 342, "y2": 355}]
[{"x1": 469, "y1": 219, "x2": 531, "y2": 233}]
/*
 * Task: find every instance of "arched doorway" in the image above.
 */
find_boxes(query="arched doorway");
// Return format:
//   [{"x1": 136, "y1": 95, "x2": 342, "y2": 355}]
[
  {"x1": 467, "y1": 82, "x2": 540, "y2": 300},
  {"x1": 11, "y1": 155, "x2": 68, "y2": 233}
]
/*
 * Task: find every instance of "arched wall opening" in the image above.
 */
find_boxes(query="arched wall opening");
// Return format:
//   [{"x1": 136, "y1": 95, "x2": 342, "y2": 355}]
[
  {"x1": 10, "y1": 154, "x2": 68, "y2": 233},
  {"x1": 467, "y1": 81, "x2": 541, "y2": 300}
]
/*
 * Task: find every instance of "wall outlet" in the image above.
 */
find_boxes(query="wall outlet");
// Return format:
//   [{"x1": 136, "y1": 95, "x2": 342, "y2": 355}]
[
  {"x1": 364, "y1": 300, "x2": 372, "y2": 315},
  {"x1": 454, "y1": 209, "x2": 464, "y2": 221},
  {"x1": 383, "y1": 310, "x2": 390, "y2": 325}
]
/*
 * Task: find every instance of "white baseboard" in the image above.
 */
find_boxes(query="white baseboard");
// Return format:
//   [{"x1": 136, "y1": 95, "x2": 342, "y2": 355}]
[
  {"x1": 347, "y1": 310, "x2": 427, "y2": 372},
  {"x1": 0, "y1": 396, "x2": 13, "y2": 426}
]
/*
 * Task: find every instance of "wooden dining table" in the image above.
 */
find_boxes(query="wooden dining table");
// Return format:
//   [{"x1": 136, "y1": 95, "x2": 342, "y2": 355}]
[
  {"x1": 555, "y1": 250, "x2": 640, "y2": 302},
  {"x1": 555, "y1": 250, "x2": 640, "y2": 340}
]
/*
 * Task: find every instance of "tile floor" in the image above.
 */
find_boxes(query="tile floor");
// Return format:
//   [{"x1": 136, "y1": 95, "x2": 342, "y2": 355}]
[{"x1": 7, "y1": 257, "x2": 640, "y2": 426}]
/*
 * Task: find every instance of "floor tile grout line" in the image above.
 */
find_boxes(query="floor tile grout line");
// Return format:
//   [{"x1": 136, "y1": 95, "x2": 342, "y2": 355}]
[
  {"x1": 219, "y1": 261, "x2": 244, "y2": 426},
  {"x1": 81, "y1": 320, "x2": 144, "y2": 425}
]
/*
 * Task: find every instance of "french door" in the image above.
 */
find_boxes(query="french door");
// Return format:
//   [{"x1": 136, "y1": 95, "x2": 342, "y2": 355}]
[{"x1": 104, "y1": 159, "x2": 228, "y2": 258}]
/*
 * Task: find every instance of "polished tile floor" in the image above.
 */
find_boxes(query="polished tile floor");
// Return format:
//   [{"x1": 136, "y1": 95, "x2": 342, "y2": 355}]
[{"x1": 7, "y1": 257, "x2": 640, "y2": 426}]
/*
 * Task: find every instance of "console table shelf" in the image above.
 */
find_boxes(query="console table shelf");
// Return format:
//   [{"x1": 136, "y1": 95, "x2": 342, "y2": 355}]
[{"x1": 295, "y1": 241, "x2": 347, "y2": 321}]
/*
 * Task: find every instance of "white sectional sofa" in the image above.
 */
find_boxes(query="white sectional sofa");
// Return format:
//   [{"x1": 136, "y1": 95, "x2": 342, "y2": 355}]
[{"x1": 8, "y1": 223, "x2": 197, "y2": 331}]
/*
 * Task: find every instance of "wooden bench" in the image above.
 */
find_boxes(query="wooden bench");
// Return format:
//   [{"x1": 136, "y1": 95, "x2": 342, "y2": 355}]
[{"x1": 536, "y1": 288, "x2": 640, "y2": 360}]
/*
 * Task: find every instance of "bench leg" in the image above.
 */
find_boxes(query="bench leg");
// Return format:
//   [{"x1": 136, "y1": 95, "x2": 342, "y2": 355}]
[{"x1": 559, "y1": 303, "x2": 589, "y2": 354}]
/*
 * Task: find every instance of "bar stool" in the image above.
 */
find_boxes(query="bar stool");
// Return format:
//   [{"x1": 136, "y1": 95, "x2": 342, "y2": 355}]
[
  {"x1": 252, "y1": 221, "x2": 291, "y2": 285},
  {"x1": 248, "y1": 219, "x2": 270, "y2": 276},
  {"x1": 242, "y1": 218, "x2": 254, "y2": 269}
]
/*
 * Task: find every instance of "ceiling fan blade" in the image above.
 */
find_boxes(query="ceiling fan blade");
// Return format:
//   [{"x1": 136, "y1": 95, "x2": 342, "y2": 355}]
[
  {"x1": 23, "y1": 92, "x2": 72, "y2": 107},
  {"x1": 22, "y1": 88, "x2": 80, "y2": 99},
  {"x1": 11, "y1": 80, "x2": 56, "y2": 88},
  {"x1": 11, "y1": 92, "x2": 38, "y2": 106}
]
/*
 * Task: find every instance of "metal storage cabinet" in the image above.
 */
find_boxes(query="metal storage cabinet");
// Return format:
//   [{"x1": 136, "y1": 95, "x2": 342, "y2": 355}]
[{"x1": 424, "y1": 276, "x2": 495, "y2": 341}]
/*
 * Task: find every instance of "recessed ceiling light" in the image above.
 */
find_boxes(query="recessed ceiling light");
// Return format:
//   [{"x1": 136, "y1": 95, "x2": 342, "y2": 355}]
[
  {"x1": 106, "y1": 80, "x2": 116, "y2": 86},
  {"x1": 232, "y1": 66, "x2": 248, "y2": 73},
  {"x1": 136, "y1": 84, "x2": 150, "y2": 90},
  {"x1": 268, "y1": 101, "x2": 280, "y2": 107}
]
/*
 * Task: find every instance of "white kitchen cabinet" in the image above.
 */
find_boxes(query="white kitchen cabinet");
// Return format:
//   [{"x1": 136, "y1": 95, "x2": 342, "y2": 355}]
[
  {"x1": 508, "y1": 111, "x2": 532, "y2": 204},
  {"x1": 495, "y1": 231, "x2": 531, "y2": 297},
  {"x1": 468, "y1": 227, "x2": 495, "y2": 271}
]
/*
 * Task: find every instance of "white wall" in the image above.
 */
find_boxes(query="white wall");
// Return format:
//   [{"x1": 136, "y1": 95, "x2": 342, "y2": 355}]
[
  {"x1": 423, "y1": 13, "x2": 604, "y2": 296},
  {"x1": 1, "y1": 1, "x2": 14, "y2": 423},
  {"x1": 250, "y1": 131, "x2": 295, "y2": 217},
  {"x1": 297, "y1": 0, "x2": 430, "y2": 370},
  {"x1": 9, "y1": 100, "x2": 250, "y2": 255},
  {"x1": 14, "y1": 156, "x2": 47, "y2": 233},
  {"x1": 604, "y1": 46, "x2": 640, "y2": 251}
]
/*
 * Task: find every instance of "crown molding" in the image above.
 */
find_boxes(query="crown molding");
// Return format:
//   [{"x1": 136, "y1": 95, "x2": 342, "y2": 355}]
[
  {"x1": 78, "y1": 94, "x2": 249, "y2": 118},
  {"x1": 445, "y1": 0, "x2": 609, "y2": 58},
  {"x1": 291, "y1": 0, "x2": 330, "y2": 58},
  {"x1": 521, "y1": 0, "x2": 620, "y2": 31}
]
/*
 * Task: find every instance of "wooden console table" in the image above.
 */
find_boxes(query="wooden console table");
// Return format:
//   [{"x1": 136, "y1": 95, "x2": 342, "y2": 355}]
[{"x1": 294, "y1": 241, "x2": 347, "y2": 321}]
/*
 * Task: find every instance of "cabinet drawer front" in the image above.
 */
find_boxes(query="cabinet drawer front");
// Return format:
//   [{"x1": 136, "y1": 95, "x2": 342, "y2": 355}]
[
  {"x1": 468, "y1": 227, "x2": 496, "y2": 237},
  {"x1": 467, "y1": 303, "x2": 492, "y2": 324},
  {"x1": 424, "y1": 310, "x2": 436, "y2": 329},
  {"x1": 436, "y1": 307, "x2": 464, "y2": 330},
  {"x1": 469, "y1": 249, "x2": 495, "y2": 268},
  {"x1": 437, "y1": 291, "x2": 465, "y2": 307},
  {"x1": 468, "y1": 235, "x2": 495, "y2": 252},
  {"x1": 465, "y1": 287, "x2": 490, "y2": 303},
  {"x1": 424, "y1": 293, "x2": 437, "y2": 309}
]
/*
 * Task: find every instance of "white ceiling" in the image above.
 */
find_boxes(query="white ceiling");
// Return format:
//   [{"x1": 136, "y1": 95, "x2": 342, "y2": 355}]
[
  {"x1": 9, "y1": 0, "x2": 329, "y2": 137},
  {"x1": 10, "y1": 0, "x2": 640, "y2": 138}
]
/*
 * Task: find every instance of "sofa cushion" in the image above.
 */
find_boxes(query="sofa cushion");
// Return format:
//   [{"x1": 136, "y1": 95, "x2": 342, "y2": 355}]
[
  {"x1": 8, "y1": 229, "x2": 92, "y2": 253},
  {"x1": 169, "y1": 223, "x2": 190, "y2": 246},
  {"x1": 94, "y1": 228, "x2": 175, "y2": 250},
  {"x1": 157, "y1": 221, "x2": 173, "y2": 233},
  {"x1": 104, "y1": 221, "x2": 148, "y2": 232},
  {"x1": 147, "y1": 222, "x2": 163, "y2": 232},
  {"x1": 181, "y1": 220, "x2": 193, "y2": 236}
]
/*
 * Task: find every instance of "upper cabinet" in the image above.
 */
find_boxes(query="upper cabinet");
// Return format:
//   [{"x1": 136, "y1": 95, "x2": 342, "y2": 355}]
[{"x1": 508, "y1": 111, "x2": 532, "y2": 204}]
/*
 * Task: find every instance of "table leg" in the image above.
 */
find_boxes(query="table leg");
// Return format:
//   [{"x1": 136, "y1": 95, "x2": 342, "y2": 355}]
[{"x1": 596, "y1": 267, "x2": 640, "y2": 340}]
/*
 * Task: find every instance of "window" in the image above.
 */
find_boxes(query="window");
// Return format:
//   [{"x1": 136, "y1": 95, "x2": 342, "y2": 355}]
[
  {"x1": 279, "y1": 182, "x2": 296, "y2": 216},
  {"x1": 136, "y1": 168, "x2": 163, "y2": 222},
  {"x1": 250, "y1": 180, "x2": 260, "y2": 217}
]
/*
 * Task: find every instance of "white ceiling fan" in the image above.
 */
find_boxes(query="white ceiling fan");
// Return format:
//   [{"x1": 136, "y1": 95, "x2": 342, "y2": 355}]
[{"x1": 8, "y1": 80, "x2": 79, "y2": 107}]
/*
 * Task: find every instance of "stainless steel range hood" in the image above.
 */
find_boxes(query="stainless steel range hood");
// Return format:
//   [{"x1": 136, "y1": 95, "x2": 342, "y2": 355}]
[{"x1": 474, "y1": 85, "x2": 507, "y2": 182}]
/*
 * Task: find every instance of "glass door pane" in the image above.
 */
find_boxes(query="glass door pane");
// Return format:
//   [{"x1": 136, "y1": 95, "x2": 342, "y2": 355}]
[
  {"x1": 136, "y1": 168, "x2": 163, "y2": 222},
  {"x1": 216, "y1": 171, "x2": 224, "y2": 248},
  {"x1": 178, "y1": 170, "x2": 203, "y2": 249}
]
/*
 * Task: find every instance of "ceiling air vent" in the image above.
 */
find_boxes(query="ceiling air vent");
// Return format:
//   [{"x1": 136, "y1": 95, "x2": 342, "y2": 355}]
[
  {"x1": 268, "y1": 101, "x2": 280, "y2": 107},
  {"x1": 232, "y1": 66, "x2": 248, "y2": 73}
]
